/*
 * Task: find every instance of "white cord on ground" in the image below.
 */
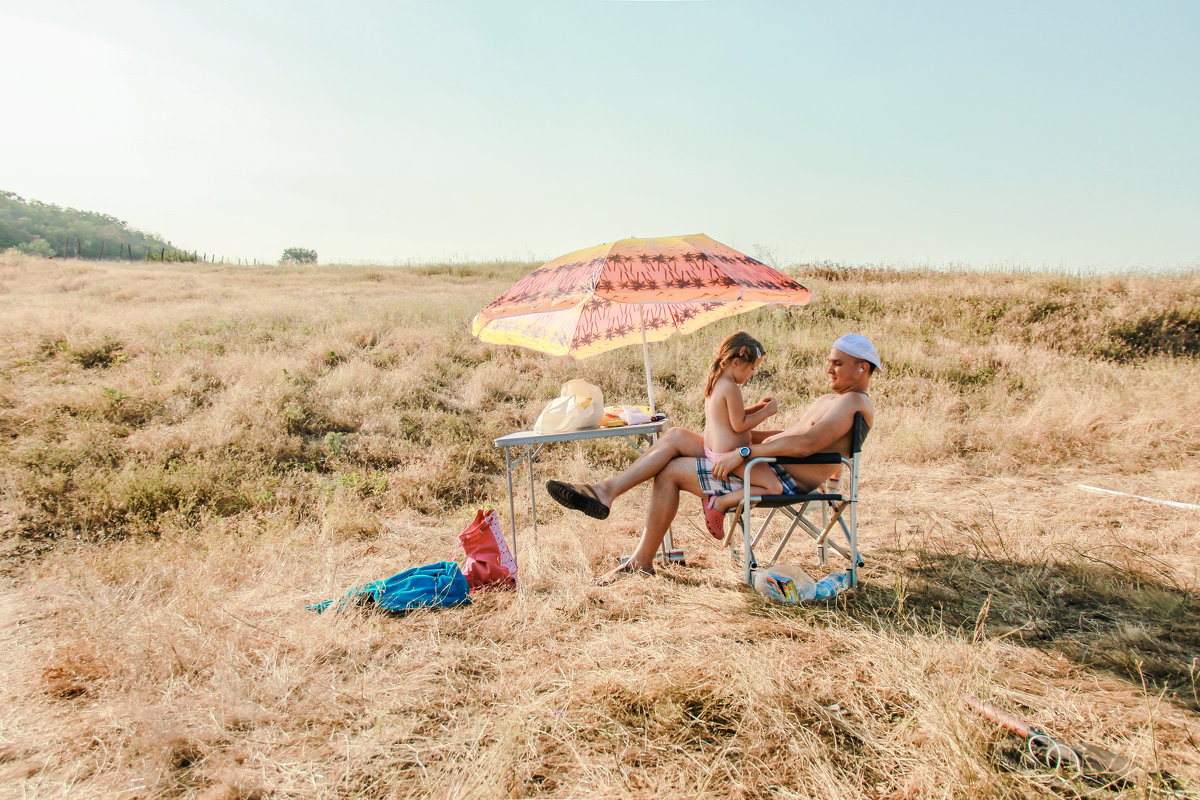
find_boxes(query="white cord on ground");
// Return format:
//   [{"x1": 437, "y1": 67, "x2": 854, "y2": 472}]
[{"x1": 1078, "y1": 484, "x2": 1200, "y2": 511}]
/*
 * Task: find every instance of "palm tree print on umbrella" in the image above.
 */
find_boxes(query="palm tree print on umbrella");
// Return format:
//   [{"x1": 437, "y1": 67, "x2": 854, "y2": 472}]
[
  {"x1": 473, "y1": 234, "x2": 813, "y2": 410},
  {"x1": 474, "y1": 234, "x2": 809, "y2": 326}
]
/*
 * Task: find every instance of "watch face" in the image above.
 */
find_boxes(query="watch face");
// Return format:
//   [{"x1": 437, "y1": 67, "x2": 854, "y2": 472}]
[{"x1": 739, "y1": 446, "x2": 752, "y2": 458}]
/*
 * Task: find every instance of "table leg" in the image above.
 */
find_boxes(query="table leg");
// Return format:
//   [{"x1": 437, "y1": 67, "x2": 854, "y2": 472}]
[
  {"x1": 529, "y1": 451, "x2": 538, "y2": 541},
  {"x1": 504, "y1": 447, "x2": 518, "y2": 565}
]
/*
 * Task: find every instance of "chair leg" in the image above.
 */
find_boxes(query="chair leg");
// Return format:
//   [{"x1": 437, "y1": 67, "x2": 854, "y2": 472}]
[{"x1": 768, "y1": 507, "x2": 814, "y2": 566}]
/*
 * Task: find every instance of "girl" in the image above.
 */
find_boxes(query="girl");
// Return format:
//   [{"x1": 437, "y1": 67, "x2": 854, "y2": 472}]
[{"x1": 701, "y1": 332, "x2": 779, "y2": 538}]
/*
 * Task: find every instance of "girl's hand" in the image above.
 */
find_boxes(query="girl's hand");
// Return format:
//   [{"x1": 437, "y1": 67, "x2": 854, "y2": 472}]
[
  {"x1": 746, "y1": 397, "x2": 777, "y2": 418},
  {"x1": 747, "y1": 397, "x2": 773, "y2": 413}
]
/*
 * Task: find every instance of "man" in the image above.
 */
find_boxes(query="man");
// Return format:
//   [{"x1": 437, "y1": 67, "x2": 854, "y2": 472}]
[{"x1": 547, "y1": 334, "x2": 880, "y2": 584}]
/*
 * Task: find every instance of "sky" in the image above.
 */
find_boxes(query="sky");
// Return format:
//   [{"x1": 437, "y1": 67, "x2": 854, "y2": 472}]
[{"x1": 2, "y1": 0, "x2": 1198, "y2": 270}]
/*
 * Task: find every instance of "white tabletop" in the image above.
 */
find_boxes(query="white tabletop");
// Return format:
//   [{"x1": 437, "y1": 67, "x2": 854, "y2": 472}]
[{"x1": 494, "y1": 419, "x2": 667, "y2": 448}]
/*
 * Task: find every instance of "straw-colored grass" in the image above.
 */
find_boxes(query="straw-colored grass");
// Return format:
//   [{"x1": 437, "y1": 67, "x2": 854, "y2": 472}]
[{"x1": 1, "y1": 251, "x2": 1198, "y2": 799}]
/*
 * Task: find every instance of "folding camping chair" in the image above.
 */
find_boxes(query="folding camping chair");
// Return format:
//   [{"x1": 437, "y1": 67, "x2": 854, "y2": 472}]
[{"x1": 730, "y1": 412, "x2": 870, "y2": 588}]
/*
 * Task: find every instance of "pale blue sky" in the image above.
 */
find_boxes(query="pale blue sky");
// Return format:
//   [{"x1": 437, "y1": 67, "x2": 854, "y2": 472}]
[{"x1": 2, "y1": 1, "x2": 1197, "y2": 270}]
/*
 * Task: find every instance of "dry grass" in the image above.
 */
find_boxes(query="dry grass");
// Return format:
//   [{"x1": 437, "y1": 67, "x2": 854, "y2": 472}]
[{"x1": 0, "y1": 251, "x2": 1198, "y2": 799}]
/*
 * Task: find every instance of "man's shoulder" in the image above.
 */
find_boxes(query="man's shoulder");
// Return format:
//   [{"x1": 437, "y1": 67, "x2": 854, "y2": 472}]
[
  {"x1": 818, "y1": 391, "x2": 870, "y2": 409},
  {"x1": 824, "y1": 391, "x2": 874, "y2": 424}
]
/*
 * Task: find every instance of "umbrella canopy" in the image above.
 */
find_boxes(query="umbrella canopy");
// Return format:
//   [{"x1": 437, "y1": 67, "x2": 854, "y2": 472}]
[
  {"x1": 472, "y1": 234, "x2": 812, "y2": 357},
  {"x1": 471, "y1": 297, "x2": 771, "y2": 359},
  {"x1": 472, "y1": 234, "x2": 812, "y2": 410}
]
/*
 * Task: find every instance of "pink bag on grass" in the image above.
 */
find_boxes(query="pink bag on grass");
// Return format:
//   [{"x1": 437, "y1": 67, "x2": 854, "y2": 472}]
[{"x1": 457, "y1": 509, "x2": 517, "y2": 591}]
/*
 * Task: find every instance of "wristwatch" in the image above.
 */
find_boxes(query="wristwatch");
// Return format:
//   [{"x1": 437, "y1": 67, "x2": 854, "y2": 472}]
[{"x1": 738, "y1": 446, "x2": 752, "y2": 460}]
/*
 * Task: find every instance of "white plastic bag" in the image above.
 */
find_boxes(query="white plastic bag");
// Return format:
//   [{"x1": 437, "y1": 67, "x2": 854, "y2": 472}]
[
  {"x1": 752, "y1": 565, "x2": 817, "y2": 603},
  {"x1": 533, "y1": 379, "x2": 604, "y2": 434},
  {"x1": 610, "y1": 404, "x2": 652, "y2": 425}
]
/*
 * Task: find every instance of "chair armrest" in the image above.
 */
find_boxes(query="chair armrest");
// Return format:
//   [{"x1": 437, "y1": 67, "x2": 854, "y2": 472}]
[{"x1": 771, "y1": 453, "x2": 843, "y2": 465}]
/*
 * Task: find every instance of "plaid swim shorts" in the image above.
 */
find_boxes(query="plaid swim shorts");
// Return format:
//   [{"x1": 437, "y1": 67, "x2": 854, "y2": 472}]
[{"x1": 695, "y1": 457, "x2": 802, "y2": 498}]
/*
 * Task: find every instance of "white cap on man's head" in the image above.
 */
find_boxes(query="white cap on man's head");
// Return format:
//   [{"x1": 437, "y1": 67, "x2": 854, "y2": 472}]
[{"x1": 832, "y1": 333, "x2": 882, "y2": 372}]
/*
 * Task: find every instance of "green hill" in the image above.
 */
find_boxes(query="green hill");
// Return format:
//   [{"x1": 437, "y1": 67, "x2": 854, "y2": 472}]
[{"x1": 0, "y1": 189, "x2": 184, "y2": 260}]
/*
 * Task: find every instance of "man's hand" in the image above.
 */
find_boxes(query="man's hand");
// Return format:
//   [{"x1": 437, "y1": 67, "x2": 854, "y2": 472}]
[{"x1": 712, "y1": 450, "x2": 743, "y2": 481}]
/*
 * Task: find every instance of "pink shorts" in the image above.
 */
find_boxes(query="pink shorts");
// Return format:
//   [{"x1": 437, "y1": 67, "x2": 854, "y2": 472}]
[{"x1": 704, "y1": 446, "x2": 731, "y2": 464}]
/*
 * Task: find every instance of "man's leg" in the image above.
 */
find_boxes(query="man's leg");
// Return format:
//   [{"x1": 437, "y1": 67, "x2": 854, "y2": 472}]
[
  {"x1": 591, "y1": 427, "x2": 703, "y2": 507},
  {"x1": 551, "y1": 427, "x2": 704, "y2": 517},
  {"x1": 593, "y1": 457, "x2": 704, "y2": 583}
]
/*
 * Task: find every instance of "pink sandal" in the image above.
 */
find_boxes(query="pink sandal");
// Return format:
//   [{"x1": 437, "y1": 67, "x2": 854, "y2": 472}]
[{"x1": 703, "y1": 496, "x2": 726, "y2": 540}]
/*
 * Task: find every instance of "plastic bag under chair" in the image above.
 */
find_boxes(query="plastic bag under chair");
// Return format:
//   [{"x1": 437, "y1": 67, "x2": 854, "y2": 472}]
[
  {"x1": 307, "y1": 561, "x2": 470, "y2": 614},
  {"x1": 533, "y1": 379, "x2": 603, "y2": 434},
  {"x1": 458, "y1": 508, "x2": 517, "y2": 591}
]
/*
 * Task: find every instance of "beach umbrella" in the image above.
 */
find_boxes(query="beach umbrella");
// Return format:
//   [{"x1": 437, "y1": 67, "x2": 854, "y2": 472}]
[{"x1": 472, "y1": 234, "x2": 812, "y2": 412}]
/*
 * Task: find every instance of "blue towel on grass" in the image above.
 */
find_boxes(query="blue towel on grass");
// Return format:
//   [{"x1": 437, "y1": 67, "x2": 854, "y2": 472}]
[{"x1": 308, "y1": 560, "x2": 470, "y2": 614}]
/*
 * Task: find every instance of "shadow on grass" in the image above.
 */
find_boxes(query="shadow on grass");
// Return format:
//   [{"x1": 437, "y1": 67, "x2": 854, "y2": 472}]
[{"x1": 845, "y1": 548, "x2": 1200, "y2": 711}]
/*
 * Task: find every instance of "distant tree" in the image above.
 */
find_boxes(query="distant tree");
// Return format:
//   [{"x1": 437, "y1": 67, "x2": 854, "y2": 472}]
[
  {"x1": 17, "y1": 238, "x2": 54, "y2": 258},
  {"x1": 280, "y1": 247, "x2": 318, "y2": 265}
]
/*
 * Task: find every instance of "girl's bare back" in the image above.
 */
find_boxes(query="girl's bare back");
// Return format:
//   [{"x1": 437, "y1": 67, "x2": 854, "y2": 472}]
[{"x1": 703, "y1": 377, "x2": 752, "y2": 453}]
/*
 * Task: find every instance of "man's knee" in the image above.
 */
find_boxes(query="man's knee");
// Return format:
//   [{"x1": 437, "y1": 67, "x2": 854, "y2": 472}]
[
  {"x1": 661, "y1": 426, "x2": 702, "y2": 455},
  {"x1": 659, "y1": 427, "x2": 689, "y2": 448},
  {"x1": 655, "y1": 456, "x2": 700, "y2": 491}
]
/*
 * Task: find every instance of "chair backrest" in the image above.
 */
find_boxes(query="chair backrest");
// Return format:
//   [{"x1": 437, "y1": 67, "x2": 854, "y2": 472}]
[{"x1": 851, "y1": 411, "x2": 870, "y2": 455}]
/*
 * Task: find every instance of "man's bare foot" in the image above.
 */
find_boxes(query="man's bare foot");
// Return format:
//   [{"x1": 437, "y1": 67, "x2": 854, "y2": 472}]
[
  {"x1": 590, "y1": 560, "x2": 655, "y2": 586},
  {"x1": 591, "y1": 483, "x2": 616, "y2": 510}
]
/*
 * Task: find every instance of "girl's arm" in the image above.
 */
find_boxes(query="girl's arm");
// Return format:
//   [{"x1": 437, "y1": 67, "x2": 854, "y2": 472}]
[{"x1": 718, "y1": 384, "x2": 777, "y2": 434}]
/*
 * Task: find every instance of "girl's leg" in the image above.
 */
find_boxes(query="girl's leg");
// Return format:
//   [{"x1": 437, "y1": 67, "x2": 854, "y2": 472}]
[
  {"x1": 710, "y1": 464, "x2": 784, "y2": 514},
  {"x1": 712, "y1": 485, "x2": 772, "y2": 514},
  {"x1": 590, "y1": 427, "x2": 703, "y2": 508}
]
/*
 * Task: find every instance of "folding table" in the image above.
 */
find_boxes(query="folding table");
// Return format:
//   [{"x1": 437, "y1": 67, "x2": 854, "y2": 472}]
[{"x1": 493, "y1": 420, "x2": 682, "y2": 565}]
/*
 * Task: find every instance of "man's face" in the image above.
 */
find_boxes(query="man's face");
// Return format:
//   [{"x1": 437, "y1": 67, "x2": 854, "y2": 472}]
[{"x1": 826, "y1": 349, "x2": 867, "y2": 391}]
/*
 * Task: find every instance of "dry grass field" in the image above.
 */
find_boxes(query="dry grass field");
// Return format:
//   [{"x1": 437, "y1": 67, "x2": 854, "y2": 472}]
[{"x1": 1, "y1": 251, "x2": 1198, "y2": 799}]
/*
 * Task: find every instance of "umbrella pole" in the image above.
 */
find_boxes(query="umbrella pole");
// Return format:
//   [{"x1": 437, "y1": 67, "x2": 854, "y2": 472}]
[
  {"x1": 638, "y1": 304, "x2": 656, "y2": 415},
  {"x1": 637, "y1": 304, "x2": 681, "y2": 563}
]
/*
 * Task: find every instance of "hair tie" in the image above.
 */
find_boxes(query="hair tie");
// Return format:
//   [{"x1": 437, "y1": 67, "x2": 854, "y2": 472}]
[{"x1": 738, "y1": 345, "x2": 746, "y2": 357}]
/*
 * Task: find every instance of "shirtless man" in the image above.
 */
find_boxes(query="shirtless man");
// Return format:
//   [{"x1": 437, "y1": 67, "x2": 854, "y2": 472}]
[{"x1": 546, "y1": 334, "x2": 880, "y2": 584}]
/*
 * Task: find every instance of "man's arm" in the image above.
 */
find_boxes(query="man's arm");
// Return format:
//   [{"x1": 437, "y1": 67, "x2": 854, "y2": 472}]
[
  {"x1": 750, "y1": 429, "x2": 781, "y2": 444},
  {"x1": 712, "y1": 395, "x2": 862, "y2": 480},
  {"x1": 755, "y1": 403, "x2": 853, "y2": 457}
]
